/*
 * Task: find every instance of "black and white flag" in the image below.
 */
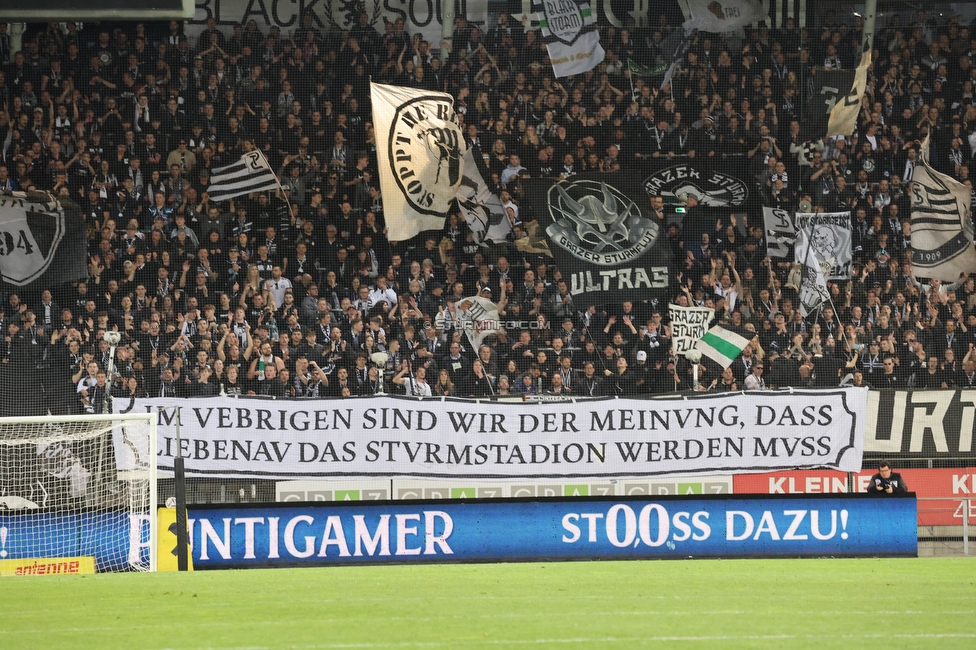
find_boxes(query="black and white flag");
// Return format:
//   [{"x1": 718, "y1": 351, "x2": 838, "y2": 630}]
[
  {"x1": 911, "y1": 134, "x2": 976, "y2": 280},
  {"x1": 207, "y1": 150, "x2": 280, "y2": 202},
  {"x1": 0, "y1": 192, "x2": 87, "y2": 289},
  {"x1": 532, "y1": 0, "x2": 604, "y2": 78},
  {"x1": 794, "y1": 212, "x2": 852, "y2": 279},
  {"x1": 371, "y1": 83, "x2": 466, "y2": 242},
  {"x1": 457, "y1": 148, "x2": 511, "y2": 245},
  {"x1": 762, "y1": 207, "x2": 795, "y2": 259},
  {"x1": 678, "y1": 0, "x2": 768, "y2": 32},
  {"x1": 799, "y1": 52, "x2": 869, "y2": 142},
  {"x1": 523, "y1": 172, "x2": 670, "y2": 304}
]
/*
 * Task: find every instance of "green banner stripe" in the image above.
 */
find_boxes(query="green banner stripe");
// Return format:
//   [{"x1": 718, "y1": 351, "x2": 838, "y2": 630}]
[
  {"x1": 581, "y1": 8, "x2": 592, "y2": 17},
  {"x1": 700, "y1": 331, "x2": 745, "y2": 361}
]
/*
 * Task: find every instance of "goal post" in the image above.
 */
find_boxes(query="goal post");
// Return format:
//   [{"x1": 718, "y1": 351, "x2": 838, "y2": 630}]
[{"x1": 0, "y1": 413, "x2": 157, "y2": 573}]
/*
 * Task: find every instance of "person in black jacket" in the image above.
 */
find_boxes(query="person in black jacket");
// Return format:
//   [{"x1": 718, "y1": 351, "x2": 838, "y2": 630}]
[
  {"x1": 866, "y1": 461, "x2": 909, "y2": 496},
  {"x1": 462, "y1": 360, "x2": 494, "y2": 397}
]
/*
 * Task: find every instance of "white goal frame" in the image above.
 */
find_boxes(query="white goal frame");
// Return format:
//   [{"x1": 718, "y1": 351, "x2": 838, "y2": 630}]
[{"x1": 0, "y1": 412, "x2": 157, "y2": 572}]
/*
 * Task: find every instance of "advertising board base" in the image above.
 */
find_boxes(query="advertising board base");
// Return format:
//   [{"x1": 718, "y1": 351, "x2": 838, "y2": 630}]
[{"x1": 186, "y1": 494, "x2": 917, "y2": 569}]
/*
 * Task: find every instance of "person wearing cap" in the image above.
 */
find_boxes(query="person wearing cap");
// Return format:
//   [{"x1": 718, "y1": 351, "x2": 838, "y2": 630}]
[{"x1": 632, "y1": 350, "x2": 652, "y2": 393}]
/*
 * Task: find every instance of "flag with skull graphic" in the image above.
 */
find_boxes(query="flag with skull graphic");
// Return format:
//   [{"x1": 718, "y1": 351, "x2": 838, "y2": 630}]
[
  {"x1": 793, "y1": 211, "x2": 851, "y2": 317},
  {"x1": 522, "y1": 172, "x2": 671, "y2": 305}
]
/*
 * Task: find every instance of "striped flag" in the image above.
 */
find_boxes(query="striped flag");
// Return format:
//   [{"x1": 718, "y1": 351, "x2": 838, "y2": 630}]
[
  {"x1": 910, "y1": 134, "x2": 976, "y2": 280},
  {"x1": 207, "y1": 150, "x2": 280, "y2": 202},
  {"x1": 695, "y1": 325, "x2": 755, "y2": 371}
]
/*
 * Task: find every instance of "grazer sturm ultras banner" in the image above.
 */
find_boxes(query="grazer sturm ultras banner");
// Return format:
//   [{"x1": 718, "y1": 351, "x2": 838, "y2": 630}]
[
  {"x1": 371, "y1": 83, "x2": 466, "y2": 241},
  {"x1": 132, "y1": 389, "x2": 867, "y2": 480},
  {"x1": 532, "y1": 0, "x2": 605, "y2": 78},
  {"x1": 524, "y1": 172, "x2": 670, "y2": 304},
  {"x1": 670, "y1": 304, "x2": 714, "y2": 355},
  {"x1": 910, "y1": 134, "x2": 976, "y2": 280},
  {"x1": 0, "y1": 192, "x2": 87, "y2": 288},
  {"x1": 185, "y1": 495, "x2": 916, "y2": 568}
]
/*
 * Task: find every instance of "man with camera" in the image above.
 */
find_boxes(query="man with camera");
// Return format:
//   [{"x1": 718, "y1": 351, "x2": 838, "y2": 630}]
[{"x1": 866, "y1": 461, "x2": 909, "y2": 496}]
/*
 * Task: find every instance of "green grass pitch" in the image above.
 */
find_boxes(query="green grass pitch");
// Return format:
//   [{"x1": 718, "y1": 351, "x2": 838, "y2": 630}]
[{"x1": 1, "y1": 558, "x2": 974, "y2": 648}]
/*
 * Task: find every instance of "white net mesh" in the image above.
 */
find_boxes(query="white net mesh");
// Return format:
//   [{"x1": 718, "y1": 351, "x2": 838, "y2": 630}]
[{"x1": 0, "y1": 415, "x2": 155, "y2": 573}]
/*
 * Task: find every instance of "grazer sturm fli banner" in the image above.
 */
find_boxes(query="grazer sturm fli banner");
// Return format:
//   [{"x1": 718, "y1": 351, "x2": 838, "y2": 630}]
[
  {"x1": 134, "y1": 390, "x2": 867, "y2": 480},
  {"x1": 670, "y1": 303, "x2": 714, "y2": 355}
]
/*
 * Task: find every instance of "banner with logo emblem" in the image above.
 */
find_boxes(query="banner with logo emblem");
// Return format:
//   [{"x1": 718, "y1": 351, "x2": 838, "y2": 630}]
[
  {"x1": 640, "y1": 158, "x2": 755, "y2": 213},
  {"x1": 0, "y1": 192, "x2": 87, "y2": 289},
  {"x1": 371, "y1": 83, "x2": 466, "y2": 242},
  {"x1": 910, "y1": 134, "x2": 976, "y2": 280},
  {"x1": 522, "y1": 172, "x2": 670, "y2": 305},
  {"x1": 793, "y1": 212, "x2": 852, "y2": 280},
  {"x1": 532, "y1": 0, "x2": 605, "y2": 78}
]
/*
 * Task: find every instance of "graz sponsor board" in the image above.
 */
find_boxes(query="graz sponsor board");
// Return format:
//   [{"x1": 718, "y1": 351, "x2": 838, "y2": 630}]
[
  {"x1": 186, "y1": 494, "x2": 916, "y2": 567},
  {"x1": 274, "y1": 477, "x2": 733, "y2": 502}
]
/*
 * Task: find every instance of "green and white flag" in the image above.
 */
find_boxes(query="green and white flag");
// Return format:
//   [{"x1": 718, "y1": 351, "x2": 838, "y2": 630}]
[
  {"x1": 627, "y1": 59, "x2": 667, "y2": 77},
  {"x1": 695, "y1": 325, "x2": 754, "y2": 370},
  {"x1": 532, "y1": 0, "x2": 605, "y2": 78}
]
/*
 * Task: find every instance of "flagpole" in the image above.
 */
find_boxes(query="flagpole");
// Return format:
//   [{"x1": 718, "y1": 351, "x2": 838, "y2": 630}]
[
  {"x1": 862, "y1": 0, "x2": 877, "y2": 54},
  {"x1": 255, "y1": 147, "x2": 287, "y2": 196}
]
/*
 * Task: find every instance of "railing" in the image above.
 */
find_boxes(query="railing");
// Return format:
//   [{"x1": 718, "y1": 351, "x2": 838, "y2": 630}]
[{"x1": 917, "y1": 498, "x2": 972, "y2": 556}]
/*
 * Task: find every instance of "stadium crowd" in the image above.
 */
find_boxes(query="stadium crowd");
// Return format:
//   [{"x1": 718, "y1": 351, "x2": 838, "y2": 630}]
[{"x1": 2, "y1": 7, "x2": 976, "y2": 416}]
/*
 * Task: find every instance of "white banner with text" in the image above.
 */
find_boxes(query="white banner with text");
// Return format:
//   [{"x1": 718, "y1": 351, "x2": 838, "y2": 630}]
[{"x1": 134, "y1": 389, "x2": 867, "y2": 479}]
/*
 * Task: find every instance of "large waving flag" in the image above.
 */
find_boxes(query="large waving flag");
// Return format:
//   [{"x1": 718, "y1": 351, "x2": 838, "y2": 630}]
[
  {"x1": 207, "y1": 150, "x2": 280, "y2": 202},
  {"x1": 0, "y1": 191, "x2": 87, "y2": 288},
  {"x1": 911, "y1": 134, "x2": 976, "y2": 280},
  {"x1": 679, "y1": 0, "x2": 768, "y2": 32},
  {"x1": 457, "y1": 148, "x2": 511, "y2": 245},
  {"x1": 371, "y1": 83, "x2": 466, "y2": 241},
  {"x1": 799, "y1": 50, "x2": 869, "y2": 142},
  {"x1": 826, "y1": 50, "x2": 871, "y2": 138},
  {"x1": 532, "y1": 0, "x2": 605, "y2": 78}
]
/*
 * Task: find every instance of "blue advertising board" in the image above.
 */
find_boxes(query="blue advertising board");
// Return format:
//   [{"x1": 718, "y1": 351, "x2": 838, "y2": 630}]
[
  {"x1": 0, "y1": 512, "x2": 151, "y2": 572},
  {"x1": 186, "y1": 495, "x2": 917, "y2": 568}
]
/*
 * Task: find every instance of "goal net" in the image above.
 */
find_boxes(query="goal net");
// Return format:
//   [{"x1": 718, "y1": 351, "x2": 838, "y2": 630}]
[{"x1": 0, "y1": 414, "x2": 156, "y2": 573}]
